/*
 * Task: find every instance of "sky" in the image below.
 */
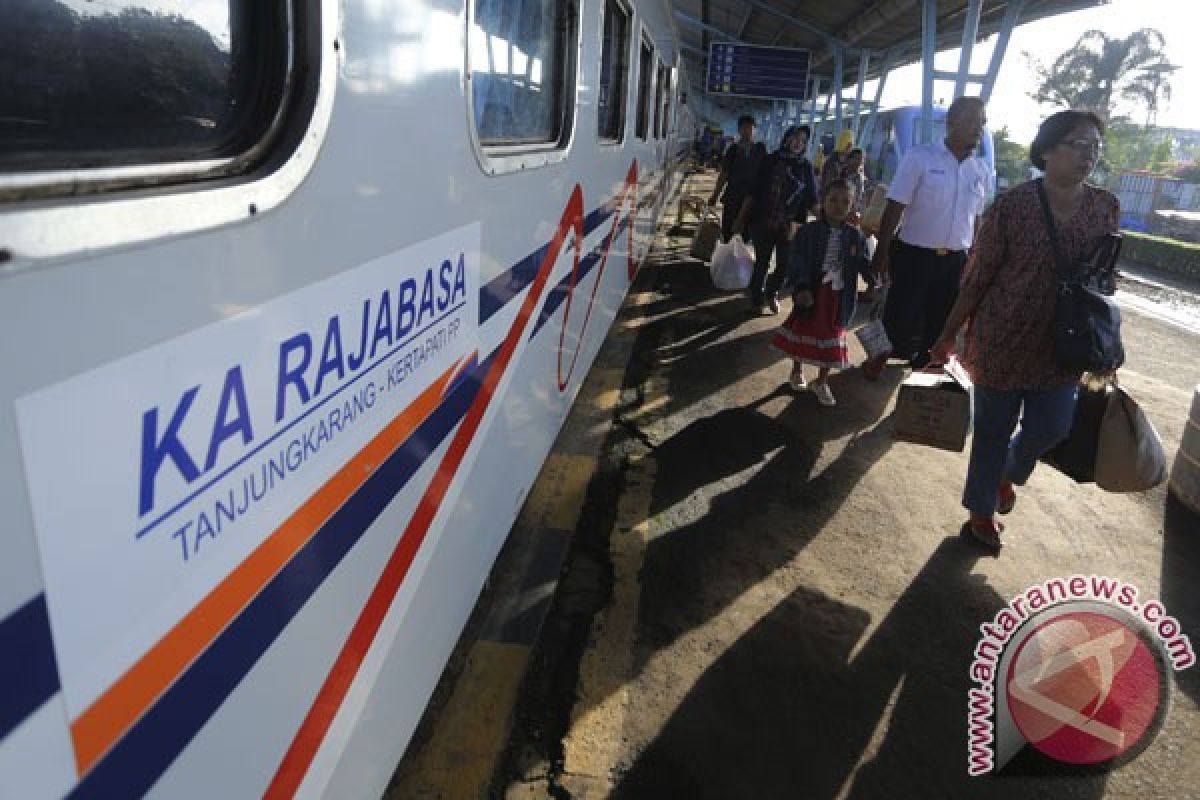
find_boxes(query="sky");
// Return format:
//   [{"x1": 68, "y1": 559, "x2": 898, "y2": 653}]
[{"x1": 867, "y1": 0, "x2": 1197, "y2": 144}]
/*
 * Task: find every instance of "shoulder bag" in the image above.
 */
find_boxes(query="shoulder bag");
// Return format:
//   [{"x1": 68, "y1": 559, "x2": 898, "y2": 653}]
[{"x1": 1035, "y1": 180, "x2": 1124, "y2": 372}]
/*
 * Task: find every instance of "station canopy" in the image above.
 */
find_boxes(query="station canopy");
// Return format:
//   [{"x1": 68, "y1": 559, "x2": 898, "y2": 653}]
[{"x1": 671, "y1": 0, "x2": 1108, "y2": 118}]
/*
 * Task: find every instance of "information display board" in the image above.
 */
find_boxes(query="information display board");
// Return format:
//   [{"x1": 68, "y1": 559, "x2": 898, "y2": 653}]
[{"x1": 705, "y1": 42, "x2": 809, "y2": 102}]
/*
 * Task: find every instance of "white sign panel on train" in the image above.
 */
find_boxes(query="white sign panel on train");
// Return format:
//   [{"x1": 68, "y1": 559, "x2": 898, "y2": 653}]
[{"x1": 15, "y1": 223, "x2": 481, "y2": 721}]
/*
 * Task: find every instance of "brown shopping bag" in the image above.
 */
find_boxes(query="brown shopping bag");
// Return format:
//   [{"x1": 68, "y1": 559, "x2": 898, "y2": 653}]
[
  {"x1": 1095, "y1": 384, "x2": 1167, "y2": 492},
  {"x1": 690, "y1": 210, "x2": 721, "y2": 262}
]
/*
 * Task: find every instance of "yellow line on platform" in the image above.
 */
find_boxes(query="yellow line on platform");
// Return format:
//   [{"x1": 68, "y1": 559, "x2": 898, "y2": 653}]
[
  {"x1": 560, "y1": 454, "x2": 657, "y2": 793},
  {"x1": 525, "y1": 453, "x2": 598, "y2": 532},
  {"x1": 387, "y1": 641, "x2": 530, "y2": 800}
]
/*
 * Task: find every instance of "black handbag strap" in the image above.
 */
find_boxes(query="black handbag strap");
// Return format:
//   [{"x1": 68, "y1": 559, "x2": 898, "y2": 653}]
[{"x1": 1034, "y1": 178, "x2": 1073, "y2": 281}]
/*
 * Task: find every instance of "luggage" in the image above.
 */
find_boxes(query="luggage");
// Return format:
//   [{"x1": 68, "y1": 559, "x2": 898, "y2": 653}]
[
  {"x1": 1095, "y1": 384, "x2": 1167, "y2": 492},
  {"x1": 690, "y1": 211, "x2": 721, "y2": 262},
  {"x1": 710, "y1": 235, "x2": 754, "y2": 290},
  {"x1": 1043, "y1": 377, "x2": 1166, "y2": 492},
  {"x1": 894, "y1": 358, "x2": 972, "y2": 453},
  {"x1": 1043, "y1": 378, "x2": 1112, "y2": 483}
]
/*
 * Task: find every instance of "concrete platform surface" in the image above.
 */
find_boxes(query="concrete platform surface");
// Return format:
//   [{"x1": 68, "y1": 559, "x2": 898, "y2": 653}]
[{"x1": 399, "y1": 168, "x2": 1200, "y2": 800}]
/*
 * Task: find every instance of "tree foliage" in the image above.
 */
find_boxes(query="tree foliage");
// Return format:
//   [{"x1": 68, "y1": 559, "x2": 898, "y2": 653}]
[
  {"x1": 1025, "y1": 28, "x2": 1175, "y2": 123},
  {"x1": 991, "y1": 126, "x2": 1030, "y2": 187},
  {"x1": 1100, "y1": 120, "x2": 1173, "y2": 177}
]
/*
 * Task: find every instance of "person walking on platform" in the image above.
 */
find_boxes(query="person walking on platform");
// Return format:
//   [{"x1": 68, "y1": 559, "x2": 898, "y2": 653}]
[
  {"x1": 819, "y1": 129, "x2": 857, "y2": 193},
  {"x1": 863, "y1": 96, "x2": 992, "y2": 376},
  {"x1": 709, "y1": 115, "x2": 767, "y2": 245},
  {"x1": 733, "y1": 124, "x2": 819, "y2": 315},
  {"x1": 771, "y1": 179, "x2": 874, "y2": 407},
  {"x1": 929, "y1": 110, "x2": 1118, "y2": 549}
]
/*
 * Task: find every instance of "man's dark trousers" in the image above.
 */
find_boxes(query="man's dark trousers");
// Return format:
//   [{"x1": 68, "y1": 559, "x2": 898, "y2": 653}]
[{"x1": 882, "y1": 239, "x2": 967, "y2": 367}]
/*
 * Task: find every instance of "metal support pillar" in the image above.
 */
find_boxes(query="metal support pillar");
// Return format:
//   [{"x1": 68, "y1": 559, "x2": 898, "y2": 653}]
[
  {"x1": 853, "y1": 49, "x2": 869, "y2": 138},
  {"x1": 920, "y1": 0, "x2": 937, "y2": 145},
  {"x1": 818, "y1": 90, "x2": 833, "y2": 147},
  {"x1": 860, "y1": 48, "x2": 894, "y2": 152},
  {"x1": 832, "y1": 44, "x2": 845, "y2": 143},
  {"x1": 808, "y1": 77, "x2": 822, "y2": 156},
  {"x1": 954, "y1": 0, "x2": 984, "y2": 99},
  {"x1": 981, "y1": 0, "x2": 1025, "y2": 103}
]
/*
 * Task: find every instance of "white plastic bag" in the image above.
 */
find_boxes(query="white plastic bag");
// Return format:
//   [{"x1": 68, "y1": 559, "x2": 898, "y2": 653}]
[
  {"x1": 854, "y1": 288, "x2": 892, "y2": 360},
  {"x1": 710, "y1": 235, "x2": 754, "y2": 290}
]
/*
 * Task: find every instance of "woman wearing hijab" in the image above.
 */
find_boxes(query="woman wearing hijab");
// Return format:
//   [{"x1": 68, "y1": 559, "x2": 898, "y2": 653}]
[
  {"x1": 733, "y1": 125, "x2": 819, "y2": 315},
  {"x1": 820, "y1": 129, "x2": 857, "y2": 192}
]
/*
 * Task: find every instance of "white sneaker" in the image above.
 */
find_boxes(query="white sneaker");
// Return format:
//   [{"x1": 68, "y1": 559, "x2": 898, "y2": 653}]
[
  {"x1": 788, "y1": 365, "x2": 807, "y2": 390},
  {"x1": 813, "y1": 381, "x2": 836, "y2": 407}
]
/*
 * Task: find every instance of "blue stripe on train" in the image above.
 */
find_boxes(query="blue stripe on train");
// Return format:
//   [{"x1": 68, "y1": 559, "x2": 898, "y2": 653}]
[
  {"x1": 529, "y1": 215, "x2": 634, "y2": 340},
  {"x1": 68, "y1": 353, "x2": 491, "y2": 799},
  {"x1": 479, "y1": 200, "x2": 618, "y2": 325},
  {"x1": 4, "y1": 166, "x2": 668, "y2": 779},
  {"x1": 0, "y1": 594, "x2": 60, "y2": 742}
]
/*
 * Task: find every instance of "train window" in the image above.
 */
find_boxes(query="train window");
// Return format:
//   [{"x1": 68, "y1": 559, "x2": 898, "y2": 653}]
[
  {"x1": 0, "y1": 1, "x2": 293, "y2": 181},
  {"x1": 635, "y1": 36, "x2": 653, "y2": 140},
  {"x1": 597, "y1": 0, "x2": 630, "y2": 144},
  {"x1": 470, "y1": 0, "x2": 577, "y2": 147},
  {"x1": 658, "y1": 64, "x2": 671, "y2": 138},
  {"x1": 652, "y1": 62, "x2": 665, "y2": 139}
]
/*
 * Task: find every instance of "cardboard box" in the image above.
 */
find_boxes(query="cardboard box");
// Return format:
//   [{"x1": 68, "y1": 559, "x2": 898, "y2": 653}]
[{"x1": 893, "y1": 360, "x2": 973, "y2": 452}]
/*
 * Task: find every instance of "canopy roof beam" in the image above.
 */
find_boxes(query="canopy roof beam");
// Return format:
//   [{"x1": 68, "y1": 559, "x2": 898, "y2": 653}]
[
  {"x1": 981, "y1": 0, "x2": 1026, "y2": 103},
  {"x1": 674, "y1": 10, "x2": 747, "y2": 44},
  {"x1": 953, "y1": 0, "x2": 984, "y2": 98},
  {"x1": 732, "y1": 0, "x2": 844, "y2": 48}
]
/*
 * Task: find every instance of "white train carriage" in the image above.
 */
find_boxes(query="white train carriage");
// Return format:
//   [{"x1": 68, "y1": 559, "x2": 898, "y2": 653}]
[{"x1": 0, "y1": 1, "x2": 689, "y2": 796}]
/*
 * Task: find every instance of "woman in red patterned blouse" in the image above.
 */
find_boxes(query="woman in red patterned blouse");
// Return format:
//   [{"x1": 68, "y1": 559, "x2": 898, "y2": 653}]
[{"x1": 930, "y1": 110, "x2": 1119, "y2": 549}]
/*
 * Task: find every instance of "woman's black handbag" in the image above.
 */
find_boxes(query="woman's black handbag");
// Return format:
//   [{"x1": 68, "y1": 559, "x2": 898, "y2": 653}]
[
  {"x1": 1042, "y1": 378, "x2": 1113, "y2": 483},
  {"x1": 1035, "y1": 180, "x2": 1124, "y2": 373}
]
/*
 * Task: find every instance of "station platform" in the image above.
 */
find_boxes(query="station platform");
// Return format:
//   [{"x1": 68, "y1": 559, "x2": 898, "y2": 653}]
[{"x1": 388, "y1": 167, "x2": 1200, "y2": 800}]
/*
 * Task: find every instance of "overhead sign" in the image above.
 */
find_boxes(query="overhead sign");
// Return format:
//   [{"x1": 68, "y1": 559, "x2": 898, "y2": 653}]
[{"x1": 705, "y1": 42, "x2": 809, "y2": 102}]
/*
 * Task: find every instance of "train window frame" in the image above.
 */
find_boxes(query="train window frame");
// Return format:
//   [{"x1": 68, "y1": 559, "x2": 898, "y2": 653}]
[
  {"x1": 635, "y1": 33, "x2": 653, "y2": 141},
  {"x1": 0, "y1": 0, "x2": 335, "y2": 263},
  {"x1": 657, "y1": 63, "x2": 671, "y2": 139},
  {"x1": 466, "y1": 0, "x2": 580, "y2": 176},
  {"x1": 596, "y1": 0, "x2": 631, "y2": 146},
  {"x1": 1, "y1": 3, "x2": 299, "y2": 201},
  {"x1": 653, "y1": 61, "x2": 665, "y2": 139}
]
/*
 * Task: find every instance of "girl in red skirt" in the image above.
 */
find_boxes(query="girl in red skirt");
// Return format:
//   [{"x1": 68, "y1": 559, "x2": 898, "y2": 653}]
[{"x1": 771, "y1": 179, "x2": 874, "y2": 406}]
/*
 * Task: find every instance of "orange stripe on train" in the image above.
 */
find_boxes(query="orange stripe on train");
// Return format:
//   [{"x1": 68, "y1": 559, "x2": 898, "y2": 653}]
[{"x1": 69, "y1": 358, "x2": 464, "y2": 776}]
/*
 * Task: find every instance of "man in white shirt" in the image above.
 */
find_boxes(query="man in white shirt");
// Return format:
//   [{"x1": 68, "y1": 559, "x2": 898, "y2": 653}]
[{"x1": 864, "y1": 96, "x2": 992, "y2": 375}]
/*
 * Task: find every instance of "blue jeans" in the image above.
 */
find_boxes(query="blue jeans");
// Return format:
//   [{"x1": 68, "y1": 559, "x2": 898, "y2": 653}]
[{"x1": 963, "y1": 383, "x2": 1078, "y2": 517}]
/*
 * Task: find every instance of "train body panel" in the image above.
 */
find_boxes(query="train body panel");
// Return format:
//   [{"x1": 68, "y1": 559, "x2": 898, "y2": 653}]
[{"x1": 0, "y1": 0, "x2": 689, "y2": 796}]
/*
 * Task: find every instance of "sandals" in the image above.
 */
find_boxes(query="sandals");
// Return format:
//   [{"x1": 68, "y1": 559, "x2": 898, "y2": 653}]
[{"x1": 966, "y1": 515, "x2": 1005, "y2": 551}]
